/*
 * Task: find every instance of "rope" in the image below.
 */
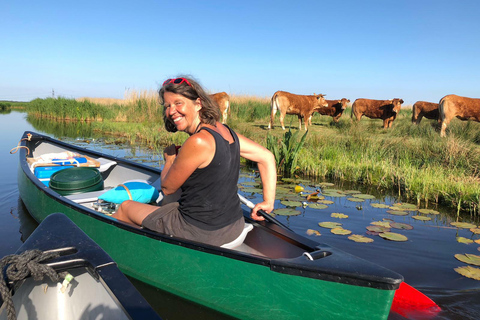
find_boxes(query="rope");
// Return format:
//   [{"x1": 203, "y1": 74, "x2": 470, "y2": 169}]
[
  {"x1": 9, "y1": 133, "x2": 32, "y2": 155},
  {"x1": 0, "y1": 249, "x2": 66, "y2": 320},
  {"x1": 118, "y1": 184, "x2": 133, "y2": 200}
]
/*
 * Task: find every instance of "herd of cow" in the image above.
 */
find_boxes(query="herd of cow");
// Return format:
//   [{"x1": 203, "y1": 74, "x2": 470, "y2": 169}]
[{"x1": 209, "y1": 91, "x2": 480, "y2": 137}]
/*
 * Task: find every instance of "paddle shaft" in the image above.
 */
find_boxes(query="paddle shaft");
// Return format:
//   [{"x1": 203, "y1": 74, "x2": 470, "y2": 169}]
[{"x1": 238, "y1": 194, "x2": 292, "y2": 231}]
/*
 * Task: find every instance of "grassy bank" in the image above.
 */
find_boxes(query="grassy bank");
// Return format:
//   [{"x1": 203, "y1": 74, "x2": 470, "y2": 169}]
[{"x1": 16, "y1": 95, "x2": 480, "y2": 214}]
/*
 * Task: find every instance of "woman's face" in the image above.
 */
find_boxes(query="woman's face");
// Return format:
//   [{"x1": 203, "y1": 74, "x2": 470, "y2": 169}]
[{"x1": 163, "y1": 91, "x2": 201, "y2": 134}]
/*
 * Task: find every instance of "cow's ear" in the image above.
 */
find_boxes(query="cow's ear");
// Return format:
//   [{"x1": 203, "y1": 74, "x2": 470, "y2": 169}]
[
  {"x1": 337, "y1": 100, "x2": 341, "y2": 103},
  {"x1": 400, "y1": 99, "x2": 404, "y2": 104},
  {"x1": 347, "y1": 99, "x2": 351, "y2": 103}
]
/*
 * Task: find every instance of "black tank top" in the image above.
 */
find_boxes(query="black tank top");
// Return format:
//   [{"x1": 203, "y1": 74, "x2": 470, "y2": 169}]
[{"x1": 178, "y1": 126, "x2": 243, "y2": 230}]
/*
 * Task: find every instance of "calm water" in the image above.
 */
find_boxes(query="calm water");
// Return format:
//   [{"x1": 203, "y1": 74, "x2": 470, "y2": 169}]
[{"x1": 1, "y1": 110, "x2": 480, "y2": 319}]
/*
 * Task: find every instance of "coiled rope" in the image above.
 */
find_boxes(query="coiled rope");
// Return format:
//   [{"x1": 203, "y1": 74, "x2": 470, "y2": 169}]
[
  {"x1": 9, "y1": 133, "x2": 32, "y2": 155},
  {"x1": 0, "y1": 249, "x2": 66, "y2": 320}
]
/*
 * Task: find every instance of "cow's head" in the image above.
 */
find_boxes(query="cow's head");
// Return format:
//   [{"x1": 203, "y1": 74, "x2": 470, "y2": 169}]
[
  {"x1": 314, "y1": 93, "x2": 328, "y2": 108},
  {"x1": 390, "y1": 98, "x2": 404, "y2": 113},
  {"x1": 339, "y1": 98, "x2": 350, "y2": 110}
]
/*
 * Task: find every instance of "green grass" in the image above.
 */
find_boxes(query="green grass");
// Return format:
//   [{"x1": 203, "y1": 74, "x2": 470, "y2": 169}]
[{"x1": 14, "y1": 97, "x2": 480, "y2": 215}]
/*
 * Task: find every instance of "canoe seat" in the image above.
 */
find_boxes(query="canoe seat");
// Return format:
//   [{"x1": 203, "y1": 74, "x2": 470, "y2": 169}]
[{"x1": 221, "y1": 223, "x2": 253, "y2": 249}]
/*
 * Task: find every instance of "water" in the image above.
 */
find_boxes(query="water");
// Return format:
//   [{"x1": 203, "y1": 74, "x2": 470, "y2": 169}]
[{"x1": 1, "y1": 110, "x2": 479, "y2": 319}]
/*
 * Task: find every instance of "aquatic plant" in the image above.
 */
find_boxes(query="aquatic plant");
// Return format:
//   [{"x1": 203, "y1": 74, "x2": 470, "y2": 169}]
[{"x1": 266, "y1": 128, "x2": 308, "y2": 176}]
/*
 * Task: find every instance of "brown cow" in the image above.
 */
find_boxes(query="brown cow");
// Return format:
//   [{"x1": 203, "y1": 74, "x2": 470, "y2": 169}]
[
  {"x1": 351, "y1": 98, "x2": 404, "y2": 128},
  {"x1": 309, "y1": 98, "x2": 350, "y2": 125},
  {"x1": 209, "y1": 92, "x2": 230, "y2": 124},
  {"x1": 412, "y1": 101, "x2": 439, "y2": 124},
  {"x1": 439, "y1": 94, "x2": 480, "y2": 137},
  {"x1": 268, "y1": 91, "x2": 328, "y2": 130}
]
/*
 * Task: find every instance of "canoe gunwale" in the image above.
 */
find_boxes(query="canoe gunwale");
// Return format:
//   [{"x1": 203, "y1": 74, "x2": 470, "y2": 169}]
[{"x1": 18, "y1": 131, "x2": 403, "y2": 292}]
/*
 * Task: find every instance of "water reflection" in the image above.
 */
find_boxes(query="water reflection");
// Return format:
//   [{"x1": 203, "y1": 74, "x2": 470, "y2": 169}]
[
  {"x1": 17, "y1": 198, "x2": 38, "y2": 242},
  {"x1": 26, "y1": 115, "x2": 101, "y2": 139},
  {"x1": 127, "y1": 277, "x2": 236, "y2": 320}
]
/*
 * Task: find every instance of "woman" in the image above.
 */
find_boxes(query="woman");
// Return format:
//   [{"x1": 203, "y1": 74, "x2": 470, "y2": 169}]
[{"x1": 112, "y1": 76, "x2": 276, "y2": 246}]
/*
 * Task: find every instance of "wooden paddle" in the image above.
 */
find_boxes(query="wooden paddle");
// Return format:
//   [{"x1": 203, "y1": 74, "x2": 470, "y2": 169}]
[{"x1": 238, "y1": 194, "x2": 442, "y2": 317}]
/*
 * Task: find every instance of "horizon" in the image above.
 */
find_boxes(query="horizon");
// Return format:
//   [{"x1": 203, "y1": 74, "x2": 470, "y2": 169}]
[{"x1": 2, "y1": 1, "x2": 479, "y2": 106}]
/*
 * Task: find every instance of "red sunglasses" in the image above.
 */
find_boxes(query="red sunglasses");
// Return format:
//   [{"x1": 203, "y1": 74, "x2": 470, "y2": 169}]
[{"x1": 162, "y1": 78, "x2": 192, "y2": 87}]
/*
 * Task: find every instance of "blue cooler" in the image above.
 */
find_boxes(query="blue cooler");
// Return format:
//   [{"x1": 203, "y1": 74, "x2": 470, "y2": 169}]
[{"x1": 34, "y1": 166, "x2": 75, "y2": 186}]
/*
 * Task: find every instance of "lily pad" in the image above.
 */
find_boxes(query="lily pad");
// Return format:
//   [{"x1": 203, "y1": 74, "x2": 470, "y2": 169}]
[
  {"x1": 272, "y1": 208, "x2": 301, "y2": 216},
  {"x1": 321, "y1": 191, "x2": 346, "y2": 198},
  {"x1": 242, "y1": 187, "x2": 263, "y2": 194},
  {"x1": 387, "y1": 210, "x2": 409, "y2": 216},
  {"x1": 366, "y1": 225, "x2": 390, "y2": 233},
  {"x1": 455, "y1": 253, "x2": 480, "y2": 266},
  {"x1": 393, "y1": 203, "x2": 418, "y2": 210},
  {"x1": 451, "y1": 222, "x2": 478, "y2": 229},
  {"x1": 318, "y1": 222, "x2": 342, "y2": 229},
  {"x1": 470, "y1": 228, "x2": 480, "y2": 234},
  {"x1": 457, "y1": 237, "x2": 474, "y2": 244},
  {"x1": 390, "y1": 222, "x2": 414, "y2": 230},
  {"x1": 331, "y1": 227, "x2": 352, "y2": 235},
  {"x1": 281, "y1": 194, "x2": 304, "y2": 201},
  {"x1": 241, "y1": 181, "x2": 260, "y2": 186},
  {"x1": 306, "y1": 229, "x2": 321, "y2": 236},
  {"x1": 280, "y1": 200, "x2": 303, "y2": 207},
  {"x1": 318, "y1": 182, "x2": 334, "y2": 187},
  {"x1": 371, "y1": 221, "x2": 391, "y2": 228},
  {"x1": 418, "y1": 208, "x2": 440, "y2": 215},
  {"x1": 309, "y1": 203, "x2": 329, "y2": 210},
  {"x1": 348, "y1": 234, "x2": 374, "y2": 243},
  {"x1": 343, "y1": 190, "x2": 362, "y2": 194},
  {"x1": 347, "y1": 197, "x2": 365, "y2": 202},
  {"x1": 412, "y1": 215, "x2": 432, "y2": 221},
  {"x1": 331, "y1": 213, "x2": 349, "y2": 219},
  {"x1": 276, "y1": 186, "x2": 292, "y2": 193},
  {"x1": 378, "y1": 232, "x2": 408, "y2": 242},
  {"x1": 371, "y1": 203, "x2": 391, "y2": 209},
  {"x1": 454, "y1": 266, "x2": 480, "y2": 280},
  {"x1": 355, "y1": 194, "x2": 376, "y2": 199},
  {"x1": 318, "y1": 199, "x2": 334, "y2": 204}
]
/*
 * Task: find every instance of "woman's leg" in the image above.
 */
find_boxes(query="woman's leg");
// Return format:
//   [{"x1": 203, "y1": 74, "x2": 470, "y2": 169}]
[{"x1": 111, "y1": 200, "x2": 159, "y2": 225}]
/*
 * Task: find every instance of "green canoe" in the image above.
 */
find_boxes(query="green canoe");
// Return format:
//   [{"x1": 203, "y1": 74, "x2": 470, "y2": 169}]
[{"x1": 16, "y1": 131, "x2": 403, "y2": 320}]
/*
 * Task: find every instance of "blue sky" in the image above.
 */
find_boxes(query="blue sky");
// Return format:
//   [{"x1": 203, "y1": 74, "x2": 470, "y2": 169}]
[{"x1": 1, "y1": 0, "x2": 479, "y2": 105}]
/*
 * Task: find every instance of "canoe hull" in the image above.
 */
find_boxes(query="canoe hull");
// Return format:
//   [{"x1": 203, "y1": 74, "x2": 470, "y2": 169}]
[{"x1": 17, "y1": 131, "x2": 400, "y2": 320}]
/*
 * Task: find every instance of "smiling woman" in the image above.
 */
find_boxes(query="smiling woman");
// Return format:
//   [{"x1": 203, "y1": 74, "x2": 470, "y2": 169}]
[{"x1": 112, "y1": 76, "x2": 277, "y2": 247}]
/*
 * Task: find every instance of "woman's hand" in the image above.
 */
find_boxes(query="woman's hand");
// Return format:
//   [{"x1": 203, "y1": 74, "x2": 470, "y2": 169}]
[
  {"x1": 250, "y1": 200, "x2": 275, "y2": 221},
  {"x1": 163, "y1": 144, "x2": 177, "y2": 163}
]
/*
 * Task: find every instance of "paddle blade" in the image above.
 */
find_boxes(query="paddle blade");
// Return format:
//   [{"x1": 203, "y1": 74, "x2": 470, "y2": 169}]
[{"x1": 391, "y1": 282, "x2": 441, "y2": 318}]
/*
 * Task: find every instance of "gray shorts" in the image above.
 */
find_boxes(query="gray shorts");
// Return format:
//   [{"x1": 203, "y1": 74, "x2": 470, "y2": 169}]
[{"x1": 142, "y1": 202, "x2": 245, "y2": 246}]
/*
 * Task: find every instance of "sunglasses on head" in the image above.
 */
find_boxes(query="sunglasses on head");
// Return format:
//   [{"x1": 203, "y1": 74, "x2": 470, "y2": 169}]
[{"x1": 162, "y1": 78, "x2": 192, "y2": 87}]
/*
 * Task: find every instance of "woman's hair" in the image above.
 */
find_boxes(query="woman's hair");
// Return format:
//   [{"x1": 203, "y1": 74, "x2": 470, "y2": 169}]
[{"x1": 159, "y1": 76, "x2": 220, "y2": 133}]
